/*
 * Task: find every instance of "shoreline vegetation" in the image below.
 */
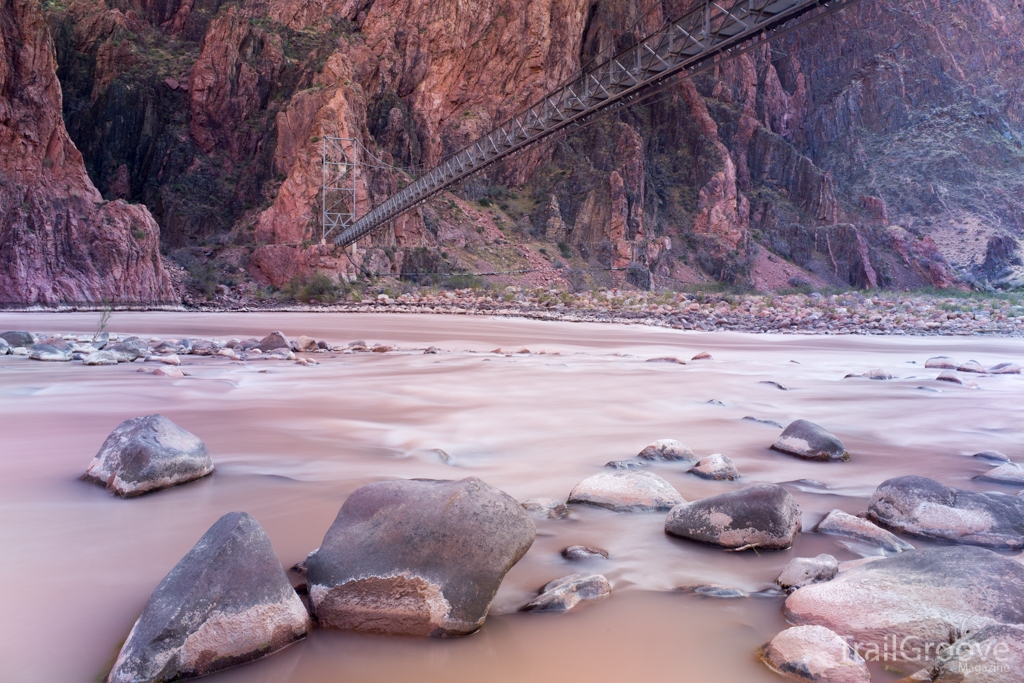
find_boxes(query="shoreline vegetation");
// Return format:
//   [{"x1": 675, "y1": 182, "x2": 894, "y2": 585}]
[{"x1": 3, "y1": 286, "x2": 1024, "y2": 336}]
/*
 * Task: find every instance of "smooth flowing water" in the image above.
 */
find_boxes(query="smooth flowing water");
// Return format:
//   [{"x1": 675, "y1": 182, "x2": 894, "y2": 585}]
[{"x1": 1, "y1": 312, "x2": 1022, "y2": 683}]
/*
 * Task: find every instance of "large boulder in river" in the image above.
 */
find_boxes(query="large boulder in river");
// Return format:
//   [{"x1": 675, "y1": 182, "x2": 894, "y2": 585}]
[
  {"x1": 306, "y1": 477, "x2": 535, "y2": 636},
  {"x1": 568, "y1": 471, "x2": 685, "y2": 512},
  {"x1": 815, "y1": 509, "x2": 914, "y2": 552},
  {"x1": 257, "y1": 331, "x2": 290, "y2": 352},
  {"x1": 28, "y1": 343, "x2": 71, "y2": 361},
  {"x1": 665, "y1": 484, "x2": 802, "y2": 550},
  {"x1": 0, "y1": 330, "x2": 35, "y2": 348},
  {"x1": 867, "y1": 476, "x2": 1024, "y2": 549},
  {"x1": 83, "y1": 415, "x2": 214, "y2": 497},
  {"x1": 106, "y1": 512, "x2": 309, "y2": 683},
  {"x1": 784, "y1": 547, "x2": 1024, "y2": 655},
  {"x1": 771, "y1": 420, "x2": 848, "y2": 461},
  {"x1": 760, "y1": 625, "x2": 870, "y2": 683}
]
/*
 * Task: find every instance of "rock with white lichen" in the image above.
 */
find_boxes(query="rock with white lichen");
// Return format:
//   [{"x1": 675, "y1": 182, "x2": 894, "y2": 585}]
[
  {"x1": 306, "y1": 477, "x2": 535, "y2": 636},
  {"x1": 771, "y1": 420, "x2": 848, "y2": 461},
  {"x1": 568, "y1": 471, "x2": 685, "y2": 512},
  {"x1": 106, "y1": 512, "x2": 309, "y2": 683},
  {"x1": 82, "y1": 415, "x2": 214, "y2": 497},
  {"x1": 665, "y1": 484, "x2": 802, "y2": 550}
]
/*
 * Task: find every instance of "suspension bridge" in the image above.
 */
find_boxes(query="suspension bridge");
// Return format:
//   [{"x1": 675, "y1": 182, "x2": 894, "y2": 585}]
[{"x1": 323, "y1": 0, "x2": 858, "y2": 248}]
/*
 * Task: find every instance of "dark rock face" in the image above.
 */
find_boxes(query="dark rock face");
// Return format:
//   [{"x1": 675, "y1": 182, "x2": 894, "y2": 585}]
[
  {"x1": 665, "y1": 484, "x2": 802, "y2": 550},
  {"x1": 0, "y1": 331, "x2": 35, "y2": 348},
  {"x1": 83, "y1": 414, "x2": 214, "y2": 497},
  {"x1": 785, "y1": 547, "x2": 1024, "y2": 656},
  {"x1": 867, "y1": 476, "x2": 1024, "y2": 549},
  {"x1": 257, "y1": 331, "x2": 290, "y2": 352},
  {"x1": 772, "y1": 420, "x2": 848, "y2": 461},
  {"x1": 306, "y1": 477, "x2": 535, "y2": 636},
  {"x1": 106, "y1": 512, "x2": 310, "y2": 683},
  {"x1": 522, "y1": 573, "x2": 611, "y2": 612}
]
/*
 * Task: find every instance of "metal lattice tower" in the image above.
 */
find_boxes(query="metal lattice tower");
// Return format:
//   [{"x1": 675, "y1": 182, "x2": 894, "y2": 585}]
[
  {"x1": 321, "y1": 137, "x2": 358, "y2": 243},
  {"x1": 331, "y1": 0, "x2": 859, "y2": 248}
]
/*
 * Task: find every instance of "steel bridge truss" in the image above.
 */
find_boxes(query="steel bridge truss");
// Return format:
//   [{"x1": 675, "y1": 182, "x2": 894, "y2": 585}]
[
  {"x1": 333, "y1": 0, "x2": 857, "y2": 248},
  {"x1": 321, "y1": 136, "x2": 358, "y2": 242}
]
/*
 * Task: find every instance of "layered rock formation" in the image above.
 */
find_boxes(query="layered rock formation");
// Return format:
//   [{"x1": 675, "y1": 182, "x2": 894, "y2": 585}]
[
  {"x1": 0, "y1": 0, "x2": 175, "y2": 305},
  {"x1": 16, "y1": 0, "x2": 1024, "y2": 300}
]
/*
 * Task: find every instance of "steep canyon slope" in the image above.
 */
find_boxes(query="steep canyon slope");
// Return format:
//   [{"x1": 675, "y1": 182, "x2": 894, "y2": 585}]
[{"x1": 4, "y1": 0, "x2": 1024, "y2": 303}]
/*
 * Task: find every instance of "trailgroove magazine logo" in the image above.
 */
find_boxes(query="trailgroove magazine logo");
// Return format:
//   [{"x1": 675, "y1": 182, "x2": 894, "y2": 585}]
[{"x1": 844, "y1": 633, "x2": 1012, "y2": 673}]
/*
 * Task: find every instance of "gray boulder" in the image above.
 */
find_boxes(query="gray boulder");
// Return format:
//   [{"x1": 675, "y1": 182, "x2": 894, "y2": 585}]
[
  {"x1": 0, "y1": 330, "x2": 35, "y2": 348},
  {"x1": 925, "y1": 356, "x2": 958, "y2": 369},
  {"x1": 760, "y1": 625, "x2": 870, "y2": 683},
  {"x1": 568, "y1": 471, "x2": 685, "y2": 512},
  {"x1": 815, "y1": 509, "x2": 914, "y2": 552},
  {"x1": 106, "y1": 512, "x2": 309, "y2": 683},
  {"x1": 561, "y1": 545, "x2": 608, "y2": 560},
  {"x1": 0, "y1": 337, "x2": 9, "y2": 354},
  {"x1": 978, "y1": 462, "x2": 1024, "y2": 486},
  {"x1": 190, "y1": 339, "x2": 219, "y2": 356},
  {"x1": 975, "y1": 450, "x2": 1012, "y2": 462},
  {"x1": 107, "y1": 339, "x2": 149, "y2": 362},
  {"x1": 936, "y1": 369, "x2": 966, "y2": 384},
  {"x1": 521, "y1": 498, "x2": 569, "y2": 519},
  {"x1": 306, "y1": 477, "x2": 535, "y2": 636},
  {"x1": 863, "y1": 368, "x2": 892, "y2": 380},
  {"x1": 83, "y1": 415, "x2": 214, "y2": 497},
  {"x1": 785, "y1": 547, "x2": 1024, "y2": 658},
  {"x1": 522, "y1": 574, "x2": 611, "y2": 612},
  {"x1": 258, "y1": 331, "x2": 290, "y2": 352},
  {"x1": 688, "y1": 453, "x2": 740, "y2": 480},
  {"x1": 867, "y1": 476, "x2": 1024, "y2": 549},
  {"x1": 637, "y1": 439, "x2": 696, "y2": 464},
  {"x1": 772, "y1": 420, "x2": 848, "y2": 461},
  {"x1": 958, "y1": 360, "x2": 986, "y2": 373},
  {"x1": 665, "y1": 484, "x2": 802, "y2": 550},
  {"x1": 83, "y1": 350, "x2": 119, "y2": 366},
  {"x1": 776, "y1": 554, "x2": 839, "y2": 591},
  {"x1": 28, "y1": 343, "x2": 71, "y2": 361},
  {"x1": 990, "y1": 362, "x2": 1022, "y2": 375},
  {"x1": 292, "y1": 335, "x2": 318, "y2": 352}
]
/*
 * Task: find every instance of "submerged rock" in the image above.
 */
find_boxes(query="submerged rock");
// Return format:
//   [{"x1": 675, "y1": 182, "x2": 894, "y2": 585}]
[
  {"x1": 688, "y1": 453, "x2": 740, "y2": 480},
  {"x1": 815, "y1": 509, "x2": 914, "y2": 552},
  {"x1": 106, "y1": 512, "x2": 309, "y2": 683},
  {"x1": 784, "y1": 547, "x2": 1024, "y2": 657},
  {"x1": 678, "y1": 584, "x2": 748, "y2": 598},
  {"x1": 522, "y1": 573, "x2": 610, "y2": 612},
  {"x1": 665, "y1": 484, "x2": 802, "y2": 550},
  {"x1": 306, "y1": 477, "x2": 535, "y2": 636},
  {"x1": 936, "y1": 369, "x2": 965, "y2": 384},
  {"x1": 568, "y1": 471, "x2": 685, "y2": 512},
  {"x1": 974, "y1": 450, "x2": 1012, "y2": 463},
  {"x1": 0, "y1": 330, "x2": 35, "y2": 348},
  {"x1": 867, "y1": 476, "x2": 1024, "y2": 548},
  {"x1": 772, "y1": 420, "x2": 848, "y2": 461},
  {"x1": 925, "y1": 356, "x2": 958, "y2": 369},
  {"x1": 605, "y1": 458, "x2": 649, "y2": 470},
  {"x1": 144, "y1": 354, "x2": 181, "y2": 366},
  {"x1": 28, "y1": 343, "x2": 71, "y2": 361},
  {"x1": 83, "y1": 415, "x2": 214, "y2": 497},
  {"x1": 989, "y1": 362, "x2": 1022, "y2": 375},
  {"x1": 864, "y1": 368, "x2": 893, "y2": 380},
  {"x1": 691, "y1": 352, "x2": 713, "y2": 360},
  {"x1": 977, "y1": 462, "x2": 1024, "y2": 486},
  {"x1": 561, "y1": 545, "x2": 608, "y2": 561},
  {"x1": 153, "y1": 367, "x2": 185, "y2": 378},
  {"x1": 958, "y1": 360, "x2": 986, "y2": 373},
  {"x1": 637, "y1": 439, "x2": 696, "y2": 463},
  {"x1": 760, "y1": 625, "x2": 870, "y2": 683},
  {"x1": 257, "y1": 331, "x2": 290, "y2": 352},
  {"x1": 521, "y1": 498, "x2": 569, "y2": 519},
  {"x1": 776, "y1": 554, "x2": 839, "y2": 591}
]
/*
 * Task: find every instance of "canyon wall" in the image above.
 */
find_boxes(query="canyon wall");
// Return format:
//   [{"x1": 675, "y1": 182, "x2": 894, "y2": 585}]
[
  {"x1": 5, "y1": 0, "x2": 1023, "y2": 302},
  {"x1": 0, "y1": 0, "x2": 175, "y2": 304}
]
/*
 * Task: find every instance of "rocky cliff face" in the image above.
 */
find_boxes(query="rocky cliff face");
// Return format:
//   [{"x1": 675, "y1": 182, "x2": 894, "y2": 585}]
[
  {"x1": 0, "y1": 0, "x2": 175, "y2": 304},
  {"x1": 14, "y1": 0, "x2": 1024, "y2": 302}
]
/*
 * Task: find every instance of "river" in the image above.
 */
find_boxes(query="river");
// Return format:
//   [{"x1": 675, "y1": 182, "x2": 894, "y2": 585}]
[{"x1": 1, "y1": 312, "x2": 1022, "y2": 682}]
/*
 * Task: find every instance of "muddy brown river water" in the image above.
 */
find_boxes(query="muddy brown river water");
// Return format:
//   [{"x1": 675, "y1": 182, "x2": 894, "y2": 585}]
[{"x1": 1, "y1": 312, "x2": 1023, "y2": 683}]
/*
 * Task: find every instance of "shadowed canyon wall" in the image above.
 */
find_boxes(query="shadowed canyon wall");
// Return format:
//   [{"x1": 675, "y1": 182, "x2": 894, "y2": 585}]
[{"x1": 3, "y1": 0, "x2": 1023, "y2": 302}]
